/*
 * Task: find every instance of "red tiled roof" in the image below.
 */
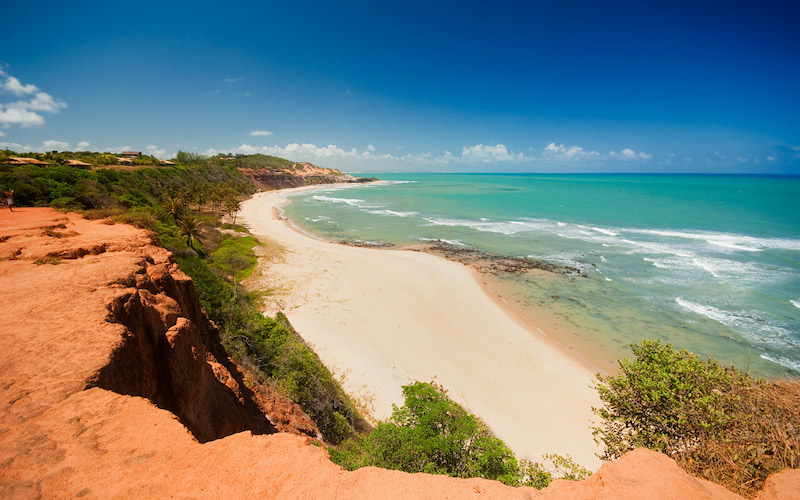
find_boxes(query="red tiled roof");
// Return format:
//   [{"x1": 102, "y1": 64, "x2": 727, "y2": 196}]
[
  {"x1": 7, "y1": 156, "x2": 49, "y2": 165},
  {"x1": 67, "y1": 159, "x2": 91, "y2": 167}
]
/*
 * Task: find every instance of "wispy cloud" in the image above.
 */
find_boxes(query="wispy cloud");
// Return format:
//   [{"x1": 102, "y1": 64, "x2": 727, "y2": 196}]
[
  {"x1": 461, "y1": 144, "x2": 530, "y2": 162},
  {"x1": 0, "y1": 68, "x2": 66, "y2": 129},
  {"x1": 223, "y1": 77, "x2": 238, "y2": 83},
  {"x1": 203, "y1": 141, "x2": 654, "y2": 168},
  {"x1": 146, "y1": 144, "x2": 167, "y2": 157},
  {"x1": 0, "y1": 139, "x2": 69, "y2": 152},
  {"x1": 542, "y1": 143, "x2": 652, "y2": 162},
  {"x1": 608, "y1": 148, "x2": 652, "y2": 161},
  {"x1": 249, "y1": 130, "x2": 273, "y2": 137},
  {"x1": 542, "y1": 142, "x2": 600, "y2": 161},
  {"x1": 42, "y1": 139, "x2": 69, "y2": 150},
  {"x1": 77, "y1": 141, "x2": 90, "y2": 150}
]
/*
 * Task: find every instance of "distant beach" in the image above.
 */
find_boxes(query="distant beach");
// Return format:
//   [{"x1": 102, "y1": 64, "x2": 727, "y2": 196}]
[{"x1": 240, "y1": 187, "x2": 603, "y2": 468}]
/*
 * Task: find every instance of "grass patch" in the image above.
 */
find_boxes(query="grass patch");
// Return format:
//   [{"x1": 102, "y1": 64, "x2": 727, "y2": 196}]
[{"x1": 33, "y1": 255, "x2": 63, "y2": 265}]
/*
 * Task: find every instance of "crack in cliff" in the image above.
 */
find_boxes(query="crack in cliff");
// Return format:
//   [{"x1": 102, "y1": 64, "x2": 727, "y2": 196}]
[{"x1": 86, "y1": 257, "x2": 277, "y2": 443}]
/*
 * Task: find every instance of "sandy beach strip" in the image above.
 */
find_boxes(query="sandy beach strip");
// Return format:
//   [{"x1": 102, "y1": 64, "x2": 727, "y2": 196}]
[{"x1": 240, "y1": 187, "x2": 603, "y2": 469}]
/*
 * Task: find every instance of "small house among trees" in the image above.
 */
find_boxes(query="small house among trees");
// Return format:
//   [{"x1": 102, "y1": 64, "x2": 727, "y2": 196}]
[
  {"x1": 119, "y1": 151, "x2": 141, "y2": 158},
  {"x1": 6, "y1": 156, "x2": 50, "y2": 166},
  {"x1": 66, "y1": 159, "x2": 91, "y2": 167}
]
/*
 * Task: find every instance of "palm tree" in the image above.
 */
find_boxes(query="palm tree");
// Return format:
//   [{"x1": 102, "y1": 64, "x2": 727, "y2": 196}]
[
  {"x1": 162, "y1": 192, "x2": 185, "y2": 219},
  {"x1": 225, "y1": 197, "x2": 242, "y2": 224},
  {"x1": 177, "y1": 215, "x2": 202, "y2": 250}
]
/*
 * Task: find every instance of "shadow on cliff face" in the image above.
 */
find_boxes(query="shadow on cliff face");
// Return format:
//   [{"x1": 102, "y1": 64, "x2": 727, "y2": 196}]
[{"x1": 86, "y1": 256, "x2": 276, "y2": 443}]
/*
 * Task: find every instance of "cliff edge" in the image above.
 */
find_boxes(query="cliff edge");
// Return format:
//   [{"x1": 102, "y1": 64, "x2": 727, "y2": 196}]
[{"x1": 0, "y1": 208, "x2": 797, "y2": 499}]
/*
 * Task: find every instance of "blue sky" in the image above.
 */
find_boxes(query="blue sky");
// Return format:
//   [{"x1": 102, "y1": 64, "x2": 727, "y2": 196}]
[{"x1": 1, "y1": 1, "x2": 799, "y2": 172}]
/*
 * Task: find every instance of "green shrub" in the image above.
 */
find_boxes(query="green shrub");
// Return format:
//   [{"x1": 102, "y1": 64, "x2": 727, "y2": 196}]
[
  {"x1": 593, "y1": 339, "x2": 800, "y2": 496},
  {"x1": 50, "y1": 196, "x2": 82, "y2": 211},
  {"x1": 331, "y1": 382, "x2": 521, "y2": 485},
  {"x1": 592, "y1": 339, "x2": 753, "y2": 460}
]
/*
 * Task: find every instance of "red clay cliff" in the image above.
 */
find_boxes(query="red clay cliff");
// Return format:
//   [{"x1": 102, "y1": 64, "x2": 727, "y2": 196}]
[{"x1": 0, "y1": 208, "x2": 797, "y2": 499}]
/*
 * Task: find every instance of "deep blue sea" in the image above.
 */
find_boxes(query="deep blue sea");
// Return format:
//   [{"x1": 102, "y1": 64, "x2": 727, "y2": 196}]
[{"x1": 282, "y1": 174, "x2": 800, "y2": 376}]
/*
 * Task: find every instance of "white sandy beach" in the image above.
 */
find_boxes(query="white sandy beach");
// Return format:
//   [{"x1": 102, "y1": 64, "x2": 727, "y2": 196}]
[{"x1": 240, "y1": 187, "x2": 603, "y2": 468}]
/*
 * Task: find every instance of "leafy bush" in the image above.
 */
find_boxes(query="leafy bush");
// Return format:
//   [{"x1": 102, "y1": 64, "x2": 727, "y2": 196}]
[
  {"x1": 593, "y1": 339, "x2": 800, "y2": 496},
  {"x1": 331, "y1": 382, "x2": 521, "y2": 485}
]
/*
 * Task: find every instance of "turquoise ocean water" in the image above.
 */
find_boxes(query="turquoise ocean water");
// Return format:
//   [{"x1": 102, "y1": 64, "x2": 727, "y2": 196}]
[{"x1": 281, "y1": 174, "x2": 800, "y2": 376}]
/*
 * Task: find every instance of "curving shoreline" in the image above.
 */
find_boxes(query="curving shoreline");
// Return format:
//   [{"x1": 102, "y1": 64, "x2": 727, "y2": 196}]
[{"x1": 240, "y1": 186, "x2": 603, "y2": 468}]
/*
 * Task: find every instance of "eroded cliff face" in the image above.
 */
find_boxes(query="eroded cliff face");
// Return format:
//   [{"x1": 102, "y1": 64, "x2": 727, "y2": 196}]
[
  {"x1": 0, "y1": 208, "x2": 275, "y2": 445},
  {"x1": 0, "y1": 208, "x2": 797, "y2": 499},
  {"x1": 239, "y1": 167, "x2": 373, "y2": 190}
]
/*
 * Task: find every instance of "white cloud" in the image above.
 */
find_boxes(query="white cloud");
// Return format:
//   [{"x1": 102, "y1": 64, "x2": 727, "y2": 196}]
[
  {"x1": 366, "y1": 144, "x2": 376, "y2": 151},
  {"x1": 0, "y1": 69, "x2": 66, "y2": 128},
  {"x1": 461, "y1": 144, "x2": 529, "y2": 162},
  {"x1": 0, "y1": 107, "x2": 45, "y2": 127},
  {"x1": 223, "y1": 77, "x2": 238, "y2": 83},
  {"x1": 542, "y1": 143, "x2": 651, "y2": 162},
  {"x1": 542, "y1": 142, "x2": 600, "y2": 161},
  {"x1": 608, "y1": 148, "x2": 652, "y2": 160},
  {"x1": 1, "y1": 140, "x2": 68, "y2": 153},
  {"x1": 146, "y1": 144, "x2": 167, "y2": 157},
  {"x1": 77, "y1": 141, "x2": 90, "y2": 150},
  {"x1": 0, "y1": 141, "x2": 28, "y2": 151},
  {"x1": 0, "y1": 130, "x2": 5, "y2": 137},
  {"x1": 42, "y1": 140, "x2": 69, "y2": 150},
  {"x1": 767, "y1": 156, "x2": 776, "y2": 161},
  {"x1": 2, "y1": 75, "x2": 37, "y2": 96},
  {"x1": 99, "y1": 145, "x2": 131, "y2": 153},
  {"x1": 212, "y1": 142, "x2": 400, "y2": 163},
  {"x1": 249, "y1": 130, "x2": 273, "y2": 136}
]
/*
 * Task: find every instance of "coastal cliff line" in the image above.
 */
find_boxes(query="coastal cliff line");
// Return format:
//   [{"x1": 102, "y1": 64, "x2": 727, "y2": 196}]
[{"x1": 0, "y1": 208, "x2": 798, "y2": 499}]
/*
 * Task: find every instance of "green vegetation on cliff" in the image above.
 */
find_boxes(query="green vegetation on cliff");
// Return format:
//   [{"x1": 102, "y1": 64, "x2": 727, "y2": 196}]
[
  {"x1": 177, "y1": 245, "x2": 369, "y2": 443},
  {"x1": 331, "y1": 381, "x2": 591, "y2": 488},
  {"x1": 0, "y1": 149, "x2": 370, "y2": 444},
  {"x1": 593, "y1": 339, "x2": 800, "y2": 496}
]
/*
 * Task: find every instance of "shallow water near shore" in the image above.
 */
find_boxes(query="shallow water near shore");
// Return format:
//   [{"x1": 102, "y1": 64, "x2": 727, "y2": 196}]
[{"x1": 281, "y1": 173, "x2": 800, "y2": 377}]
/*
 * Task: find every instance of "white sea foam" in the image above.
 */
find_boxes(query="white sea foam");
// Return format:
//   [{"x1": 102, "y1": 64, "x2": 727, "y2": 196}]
[
  {"x1": 632, "y1": 228, "x2": 800, "y2": 252},
  {"x1": 622, "y1": 239, "x2": 694, "y2": 258},
  {"x1": 311, "y1": 195, "x2": 366, "y2": 206},
  {"x1": 706, "y1": 239, "x2": 761, "y2": 252},
  {"x1": 643, "y1": 257, "x2": 678, "y2": 269},
  {"x1": 675, "y1": 297, "x2": 793, "y2": 347},
  {"x1": 389, "y1": 180, "x2": 417, "y2": 184},
  {"x1": 791, "y1": 300, "x2": 800, "y2": 309},
  {"x1": 761, "y1": 354, "x2": 800, "y2": 372},
  {"x1": 591, "y1": 227, "x2": 619, "y2": 236},
  {"x1": 367, "y1": 209, "x2": 419, "y2": 217},
  {"x1": 424, "y1": 217, "x2": 536, "y2": 235}
]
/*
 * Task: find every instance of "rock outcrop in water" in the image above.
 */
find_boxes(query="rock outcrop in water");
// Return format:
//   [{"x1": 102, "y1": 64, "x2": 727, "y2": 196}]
[{"x1": 0, "y1": 208, "x2": 797, "y2": 499}]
